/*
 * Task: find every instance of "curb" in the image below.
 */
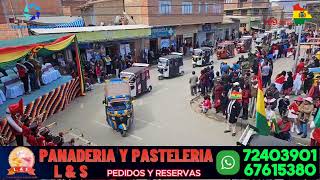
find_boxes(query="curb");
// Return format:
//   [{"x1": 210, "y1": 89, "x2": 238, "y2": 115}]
[{"x1": 190, "y1": 96, "x2": 310, "y2": 145}]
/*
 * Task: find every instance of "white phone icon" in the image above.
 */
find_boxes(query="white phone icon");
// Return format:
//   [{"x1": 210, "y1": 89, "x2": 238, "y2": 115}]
[
  {"x1": 221, "y1": 156, "x2": 235, "y2": 169},
  {"x1": 224, "y1": 159, "x2": 232, "y2": 166}
]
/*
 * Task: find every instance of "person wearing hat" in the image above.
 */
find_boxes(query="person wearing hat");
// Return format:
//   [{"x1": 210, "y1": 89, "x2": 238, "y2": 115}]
[
  {"x1": 298, "y1": 97, "x2": 314, "y2": 138},
  {"x1": 274, "y1": 115, "x2": 292, "y2": 141},
  {"x1": 225, "y1": 95, "x2": 242, "y2": 136},
  {"x1": 288, "y1": 97, "x2": 303, "y2": 133},
  {"x1": 228, "y1": 82, "x2": 242, "y2": 99}
]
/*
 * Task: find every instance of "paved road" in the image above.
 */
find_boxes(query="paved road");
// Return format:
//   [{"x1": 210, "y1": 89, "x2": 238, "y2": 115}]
[
  {"x1": 44, "y1": 50, "x2": 297, "y2": 146},
  {"x1": 44, "y1": 53, "x2": 248, "y2": 146}
]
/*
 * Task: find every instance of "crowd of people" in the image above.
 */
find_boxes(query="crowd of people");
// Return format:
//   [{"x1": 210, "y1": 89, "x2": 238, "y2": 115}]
[
  {"x1": 190, "y1": 28, "x2": 320, "y2": 145},
  {"x1": 83, "y1": 53, "x2": 134, "y2": 86}
]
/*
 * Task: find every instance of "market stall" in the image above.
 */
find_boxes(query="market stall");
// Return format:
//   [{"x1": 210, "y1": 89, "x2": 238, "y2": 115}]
[{"x1": 0, "y1": 34, "x2": 85, "y2": 144}]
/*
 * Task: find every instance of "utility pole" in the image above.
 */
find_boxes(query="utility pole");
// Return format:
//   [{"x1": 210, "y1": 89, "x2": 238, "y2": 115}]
[
  {"x1": 8, "y1": 0, "x2": 23, "y2": 38},
  {"x1": 294, "y1": 25, "x2": 302, "y2": 72}
]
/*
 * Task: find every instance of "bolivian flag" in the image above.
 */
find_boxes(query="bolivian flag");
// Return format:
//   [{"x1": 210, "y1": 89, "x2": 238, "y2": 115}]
[
  {"x1": 256, "y1": 67, "x2": 270, "y2": 136},
  {"x1": 230, "y1": 91, "x2": 242, "y2": 100},
  {"x1": 292, "y1": 4, "x2": 312, "y2": 25}
]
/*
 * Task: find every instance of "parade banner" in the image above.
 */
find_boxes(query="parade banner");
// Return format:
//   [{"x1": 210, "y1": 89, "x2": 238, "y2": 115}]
[
  {"x1": 0, "y1": 146, "x2": 318, "y2": 179},
  {"x1": 0, "y1": 34, "x2": 75, "y2": 62}
]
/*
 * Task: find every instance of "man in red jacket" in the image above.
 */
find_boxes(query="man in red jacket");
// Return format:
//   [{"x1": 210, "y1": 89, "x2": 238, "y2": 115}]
[
  {"x1": 6, "y1": 99, "x2": 25, "y2": 146},
  {"x1": 296, "y1": 58, "x2": 305, "y2": 74}
]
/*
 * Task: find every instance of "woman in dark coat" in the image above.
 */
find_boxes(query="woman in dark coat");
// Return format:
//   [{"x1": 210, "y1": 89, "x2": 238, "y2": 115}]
[
  {"x1": 225, "y1": 98, "x2": 242, "y2": 136},
  {"x1": 199, "y1": 70, "x2": 207, "y2": 96},
  {"x1": 283, "y1": 71, "x2": 293, "y2": 95}
]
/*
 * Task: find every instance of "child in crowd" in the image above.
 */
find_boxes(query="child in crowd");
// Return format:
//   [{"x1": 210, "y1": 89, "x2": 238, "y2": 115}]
[{"x1": 201, "y1": 95, "x2": 212, "y2": 114}]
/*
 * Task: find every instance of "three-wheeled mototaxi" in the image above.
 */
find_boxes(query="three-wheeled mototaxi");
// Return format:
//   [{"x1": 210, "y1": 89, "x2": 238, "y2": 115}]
[
  {"x1": 192, "y1": 47, "x2": 213, "y2": 68},
  {"x1": 217, "y1": 41, "x2": 235, "y2": 60},
  {"x1": 237, "y1": 36, "x2": 252, "y2": 53},
  {"x1": 103, "y1": 78, "x2": 134, "y2": 137},
  {"x1": 120, "y1": 63, "x2": 152, "y2": 97},
  {"x1": 158, "y1": 54, "x2": 184, "y2": 80}
]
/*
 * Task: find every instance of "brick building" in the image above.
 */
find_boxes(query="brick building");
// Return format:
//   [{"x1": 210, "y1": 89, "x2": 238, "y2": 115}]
[
  {"x1": 125, "y1": 0, "x2": 225, "y2": 53},
  {"x1": 224, "y1": 0, "x2": 270, "y2": 32},
  {"x1": 0, "y1": 0, "x2": 63, "y2": 40},
  {"x1": 305, "y1": 2, "x2": 320, "y2": 27},
  {"x1": 61, "y1": 0, "x2": 86, "y2": 16},
  {"x1": 79, "y1": 0, "x2": 125, "y2": 26}
]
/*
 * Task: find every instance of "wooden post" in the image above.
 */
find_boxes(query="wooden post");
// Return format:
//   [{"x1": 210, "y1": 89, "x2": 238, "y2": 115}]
[{"x1": 74, "y1": 36, "x2": 85, "y2": 96}]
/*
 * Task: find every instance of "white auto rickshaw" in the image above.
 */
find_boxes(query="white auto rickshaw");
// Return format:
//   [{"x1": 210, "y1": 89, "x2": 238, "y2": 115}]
[
  {"x1": 120, "y1": 63, "x2": 152, "y2": 97},
  {"x1": 158, "y1": 54, "x2": 184, "y2": 80},
  {"x1": 192, "y1": 47, "x2": 213, "y2": 68}
]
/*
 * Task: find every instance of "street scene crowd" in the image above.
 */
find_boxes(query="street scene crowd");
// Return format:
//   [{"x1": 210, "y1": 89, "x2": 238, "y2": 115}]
[{"x1": 191, "y1": 28, "x2": 320, "y2": 145}]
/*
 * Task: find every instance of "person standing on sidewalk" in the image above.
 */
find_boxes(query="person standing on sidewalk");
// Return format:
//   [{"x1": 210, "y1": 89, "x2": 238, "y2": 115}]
[
  {"x1": 189, "y1": 71, "x2": 198, "y2": 96},
  {"x1": 288, "y1": 97, "x2": 303, "y2": 134},
  {"x1": 298, "y1": 97, "x2": 314, "y2": 138},
  {"x1": 241, "y1": 83, "x2": 251, "y2": 120},
  {"x1": 261, "y1": 62, "x2": 271, "y2": 88},
  {"x1": 225, "y1": 96, "x2": 242, "y2": 137},
  {"x1": 249, "y1": 73, "x2": 258, "y2": 118}
]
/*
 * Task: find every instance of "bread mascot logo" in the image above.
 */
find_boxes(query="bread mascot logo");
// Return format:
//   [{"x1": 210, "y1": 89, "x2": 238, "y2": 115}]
[{"x1": 8, "y1": 147, "x2": 35, "y2": 176}]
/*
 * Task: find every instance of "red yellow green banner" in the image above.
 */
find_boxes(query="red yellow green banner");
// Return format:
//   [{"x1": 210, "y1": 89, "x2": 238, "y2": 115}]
[
  {"x1": 0, "y1": 34, "x2": 75, "y2": 63},
  {"x1": 0, "y1": 34, "x2": 85, "y2": 95}
]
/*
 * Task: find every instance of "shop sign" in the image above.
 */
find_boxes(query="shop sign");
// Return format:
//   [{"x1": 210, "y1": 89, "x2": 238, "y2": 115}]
[
  {"x1": 76, "y1": 28, "x2": 151, "y2": 42},
  {"x1": 160, "y1": 39, "x2": 170, "y2": 48},
  {"x1": 202, "y1": 24, "x2": 212, "y2": 32},
  {"x1": 151, "y1": 27, "x2": 175, "y2": 38}
]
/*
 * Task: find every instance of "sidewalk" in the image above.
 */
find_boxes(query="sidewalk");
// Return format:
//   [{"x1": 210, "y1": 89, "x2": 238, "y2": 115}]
[{"x1": 190, "y1": 95, "x2": 310, "y2": 145}]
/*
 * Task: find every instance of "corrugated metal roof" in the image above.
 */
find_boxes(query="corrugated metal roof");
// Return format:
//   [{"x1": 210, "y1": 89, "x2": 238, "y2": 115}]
[
  {"x1": 31, "y1": 24, "x2": 151, "y2": 35},
  {"x1": 0, "y1": 34, "x2": 68, "y2": 48}
]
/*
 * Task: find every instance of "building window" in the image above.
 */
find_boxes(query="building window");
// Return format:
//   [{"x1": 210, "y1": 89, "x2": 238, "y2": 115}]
[
  {"x1": 240, "y1": 0, "x2": 247, "y2": 2},
  {"x1": 159, "y1": 0, "x2": 172, "y2": 14},
  {"x1": 225, "y1": 0, "x2": 232, "y2": 3},
  {"x1": 198, "y1": 1, "x2": 202, "y2": 13},
  {"x1": 241, "y1": 10, "x2": 247, "y2": 15},
  {"x1": 226, "y1": 10, "x2": 233, "y2": 15},
  {"x1": 212, "y1": 4, "x2": 222, "y2": 14},
  {"x1": 253, "y1": 9, "x2": 259, "y2": 15},
  {"x1": 205, "y1": 3, "x2": 209, "y2": 14},
  {"x1": 262, "y1": 9, "x2": 269, "y2": 15},
  {"x1": 240, "y1": 23, "x2": 246, "y2": 28},
  {"x1": 182, "y1": 1, "x2": 193, "y2": 14}
]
